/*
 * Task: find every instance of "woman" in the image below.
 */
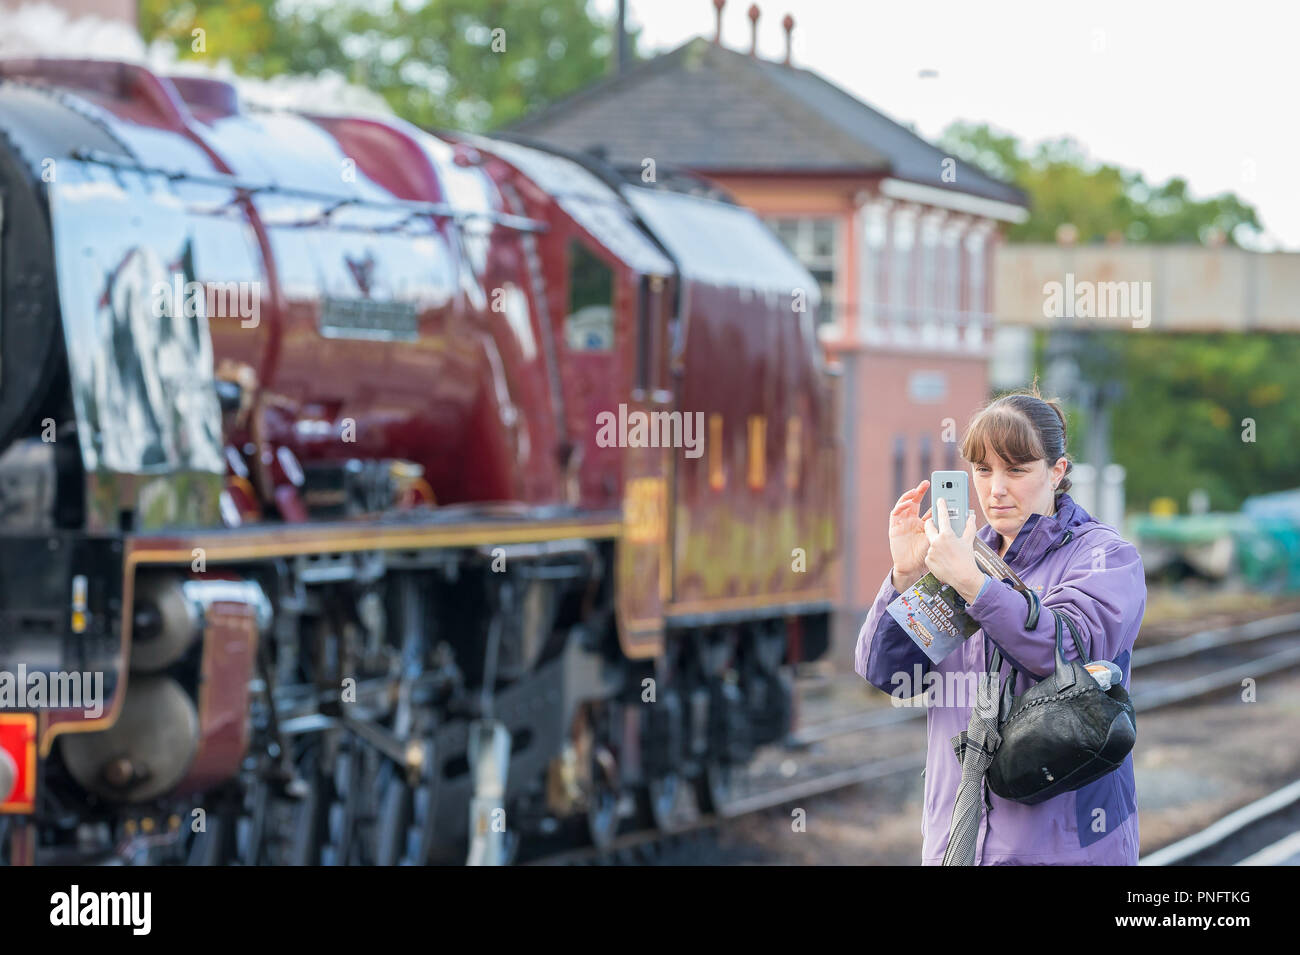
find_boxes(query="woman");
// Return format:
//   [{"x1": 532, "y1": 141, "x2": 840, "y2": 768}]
[{"x1": 855, "y1": 389, "x2": 1146, "y2": 865}]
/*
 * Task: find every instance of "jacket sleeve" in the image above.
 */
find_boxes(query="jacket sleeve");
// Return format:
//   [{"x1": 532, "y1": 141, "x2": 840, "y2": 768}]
[
  {"x1": 963, "y1": 535, "x2": 1146, "y2": 681},
  {"x1": 854, "y1": 571, "x2": 933, "y2": 693}
]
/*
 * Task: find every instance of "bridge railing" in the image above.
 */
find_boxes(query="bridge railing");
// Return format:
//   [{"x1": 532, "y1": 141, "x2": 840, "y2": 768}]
[{"x1": 995, "y1": 245, "x2": 1300, "y2": 331}]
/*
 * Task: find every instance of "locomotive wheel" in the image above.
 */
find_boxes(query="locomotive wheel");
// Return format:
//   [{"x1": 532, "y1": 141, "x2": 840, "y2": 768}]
[
  {"x1": 585, "y1": 740, "x2": 622, "y2": 850},
  {"x1": 578, "y1": 703, "x2": 623, "y2": 850},
  {"x1": 326, "y1": 734, "x2": 396, "y2": 865},
  {"x1": 411, "y1": 745, "x2": 447, "y2": 864},
  {"x1": 374, "y1": 763, "x2": 418, "y2": 866},
  {"x1": 639, "y1": 773, "x2": 683, "y2": 832},
  {"x1": 232, "y1": 736, "x2": 327, "y2": 865},
  {"x1": 695, "y1": 761, "x2": 735, "y2": 817},
  {"x1": 569, "y1": 702, "x2": 622, "y2": 851},
  {"x1": 586, "y1": 780, "x2": 619, "y2": 850},
  {"x1": 233, "y1": 770, "x2": 271, "y2": 865},
  {"x1": 500, "y1": 827, "x2": 521, "y2": 865},
  {"x1": 184, "y1": 804, "x2": 228, "y2": 866},
  {"x1": 280, "y1": 743, "x2": 329, "y2": 866},
  {"x1": 321, "y1": 752, "x2": 355, "y2": 866},
  {"x1": 323, "y1": 741, "x2": 369, "y2": 865}
]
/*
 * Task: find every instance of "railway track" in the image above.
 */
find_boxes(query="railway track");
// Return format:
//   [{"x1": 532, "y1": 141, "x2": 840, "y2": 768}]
[
  {"x1": 790, "y1": 611, "x2": 1300, "y2": 745},
  {"x1": 53, "y1": 610, "x2": 1299, "y2": 866},
  {"x1": 520, "y1": 751, "x2": 925, "y2": 865},
  {"x1": 1140, "y1": 778, "x2": 1300, "y2": 866},
  {"x1": 526, "y1": 611, "x2": 1300, "y2": 865}
]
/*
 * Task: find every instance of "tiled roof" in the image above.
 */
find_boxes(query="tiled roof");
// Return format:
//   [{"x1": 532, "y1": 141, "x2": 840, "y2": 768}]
[{"x1": 507, "y1": 37, "x2": 1028, "y2": 208}]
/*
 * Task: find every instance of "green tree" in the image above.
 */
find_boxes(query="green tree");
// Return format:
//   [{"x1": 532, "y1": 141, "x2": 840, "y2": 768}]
[
  {"x1": 139, "y1": 0, "x2": 351, "y2": 76},
  {"x1": 941, "y1": 121, "x2": 1262, "y2": 246},
  {"x1": 941, "y1": 123, "x2": 1286, "y2": 511},
  {"x1": 1026, "y1": 326, "x2": 1300, "y2": 513},
  {"x1": 139, "y1": 0, "x2": 634, "y2": 131},
  {"x1": 1108, "y1": 332, "x2": 1300, "y2": 510}
]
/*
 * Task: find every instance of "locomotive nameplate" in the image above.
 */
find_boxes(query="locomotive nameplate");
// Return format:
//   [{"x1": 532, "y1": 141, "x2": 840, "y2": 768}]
[{"x1": 319, "y1": 295, "x2": 420, "y2": 341}]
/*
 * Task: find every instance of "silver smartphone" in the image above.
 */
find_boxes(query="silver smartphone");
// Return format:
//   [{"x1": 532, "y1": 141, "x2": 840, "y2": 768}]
[{"x1": 930, "y1": 470, "x2": 969, "y2": 532}]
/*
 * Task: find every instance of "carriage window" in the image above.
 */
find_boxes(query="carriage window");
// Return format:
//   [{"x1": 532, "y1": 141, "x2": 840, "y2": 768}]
[{"x1": 565, "y1": 240, "x2": 614, "y2": 351}]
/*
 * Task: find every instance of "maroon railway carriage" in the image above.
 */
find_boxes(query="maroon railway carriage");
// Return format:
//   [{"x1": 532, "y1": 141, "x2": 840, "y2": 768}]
[{"x1": 0, "y1": 57, "x2": 838, "y2": 864}]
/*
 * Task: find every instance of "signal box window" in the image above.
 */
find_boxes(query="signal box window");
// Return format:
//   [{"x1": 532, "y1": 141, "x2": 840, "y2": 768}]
[
  {"x1": 566, "y1": 241, "x2": 614, "y2": 351},
  {"x1": 765, "y1": 216, "x2": 838, "y2": 332}
]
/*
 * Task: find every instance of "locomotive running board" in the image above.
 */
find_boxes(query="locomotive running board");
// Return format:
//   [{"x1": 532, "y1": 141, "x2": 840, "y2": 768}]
[
  {"x1": 39, "y1": 510, "x2": 622, "y2": 757},
  {"x1": 123, "y1": 511, "x2": 622, "y2": 565}
]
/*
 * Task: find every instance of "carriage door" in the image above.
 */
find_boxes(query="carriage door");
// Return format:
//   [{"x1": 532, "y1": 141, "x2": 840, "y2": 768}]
[{"x1": 616, "y1": 272, "x2": 672, "y2": 656}]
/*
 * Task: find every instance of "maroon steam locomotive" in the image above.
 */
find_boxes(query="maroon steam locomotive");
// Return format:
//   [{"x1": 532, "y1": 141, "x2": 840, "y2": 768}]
[{"x1": 0, "y1": 57, "x2": 838, "y2": 864}]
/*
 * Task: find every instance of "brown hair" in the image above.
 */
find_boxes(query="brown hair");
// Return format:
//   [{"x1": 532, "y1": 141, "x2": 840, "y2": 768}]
[{"x1": 958, "y1": 378, "x2": 1073, "y2": 499}]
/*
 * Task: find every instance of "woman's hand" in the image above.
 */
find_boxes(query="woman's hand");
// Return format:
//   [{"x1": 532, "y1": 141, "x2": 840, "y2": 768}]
[
  {"x1": 888, "y1": 481, "x2": 933, "y2": 589},
  {"x1": 923, "y1": 498, "x2": 984, "y2": 602}
]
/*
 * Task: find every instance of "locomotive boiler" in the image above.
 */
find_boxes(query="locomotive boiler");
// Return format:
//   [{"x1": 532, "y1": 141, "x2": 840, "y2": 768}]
[{"x1": 0, "y1": 56, "x2": 838, "y2": 864}]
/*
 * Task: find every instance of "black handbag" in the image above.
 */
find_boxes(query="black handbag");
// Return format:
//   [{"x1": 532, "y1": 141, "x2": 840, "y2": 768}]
[{"x1": 984, "y1": 588, "x2": 1137, "y2": 805}]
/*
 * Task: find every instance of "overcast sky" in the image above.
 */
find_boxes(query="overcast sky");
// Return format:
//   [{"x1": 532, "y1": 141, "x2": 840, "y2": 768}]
[{"x1": 593, "y1": 0, "x2": 1300, "y2": 251}]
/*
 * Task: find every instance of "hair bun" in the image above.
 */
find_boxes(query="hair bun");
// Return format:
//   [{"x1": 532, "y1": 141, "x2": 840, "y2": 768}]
[{"x1": 1046, "y1": 399, "x2": 1068, "y2": 435}]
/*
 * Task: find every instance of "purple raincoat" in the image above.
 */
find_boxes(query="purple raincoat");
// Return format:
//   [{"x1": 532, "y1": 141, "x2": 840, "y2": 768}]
[{"x1": 855, "y1": 493, "x2": 1145, "y2": 865}]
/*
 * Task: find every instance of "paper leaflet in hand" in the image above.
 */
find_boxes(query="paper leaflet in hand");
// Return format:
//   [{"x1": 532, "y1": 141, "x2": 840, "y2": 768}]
[{"x1": 885, "y1": 537, "x2": 1029, "y2": 664}]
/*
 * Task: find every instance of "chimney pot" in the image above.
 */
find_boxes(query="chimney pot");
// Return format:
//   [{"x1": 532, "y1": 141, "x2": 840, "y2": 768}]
[
  {"x1": 748, "y1": 4, "x2": 760, "y2": 56},
  {"x1": 713, "y1": 0, "x2": 726, "y2": 44},
  {"x1": 782, "y1": 14, "x2": 794, "y2": 65}
]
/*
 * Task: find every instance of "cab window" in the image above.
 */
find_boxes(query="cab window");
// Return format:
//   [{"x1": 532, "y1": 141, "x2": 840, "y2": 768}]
[{"x1": 565, "y1": 240, "x2": 614, "y2": 351}]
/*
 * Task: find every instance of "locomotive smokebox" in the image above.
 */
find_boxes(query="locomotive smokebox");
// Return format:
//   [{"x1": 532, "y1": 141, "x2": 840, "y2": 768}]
[
  {"x1": 60, "y1": 674, "x2": 200, "y2": 803},
  {"x1": 0, "y1": 87, "x2": 67, "y2": 451}
]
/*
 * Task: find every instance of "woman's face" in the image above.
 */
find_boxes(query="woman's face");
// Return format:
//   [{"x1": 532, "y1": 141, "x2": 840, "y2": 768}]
[{"x1": 971, "y1": 442, "x2": 1068, "y2": 540}]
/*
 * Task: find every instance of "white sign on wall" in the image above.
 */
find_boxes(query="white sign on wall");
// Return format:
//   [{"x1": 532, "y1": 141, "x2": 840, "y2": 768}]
[{"x1": 907, "y1": 370, "x2": 947, "y2": 403}]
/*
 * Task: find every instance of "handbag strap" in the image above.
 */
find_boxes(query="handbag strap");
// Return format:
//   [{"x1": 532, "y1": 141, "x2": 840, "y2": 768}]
[
  {"x1": 945, "y1": 579, "x2": 1094, "y2": 864},
  {"x1": 990, "y1": 588, "x2": 1091, "y2": 721},
  {"x1": 943, "y1": 582, "x2": 1041, "y2": 865}
]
